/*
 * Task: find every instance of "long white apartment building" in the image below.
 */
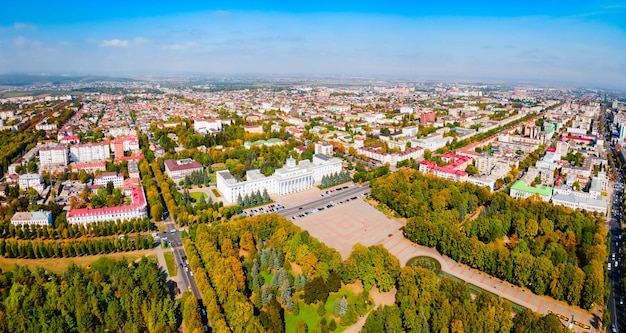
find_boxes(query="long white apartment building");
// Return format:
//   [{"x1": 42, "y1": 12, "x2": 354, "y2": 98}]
[
  {"x1": 70, "y1": 142, "x2": 111, "y2": 162},
  {"x1": 217, "y1": 155, "x2": 342, "y2": 203},
  {"x1": 39, "y1": 145, "x2": 68, "y2": 167}
]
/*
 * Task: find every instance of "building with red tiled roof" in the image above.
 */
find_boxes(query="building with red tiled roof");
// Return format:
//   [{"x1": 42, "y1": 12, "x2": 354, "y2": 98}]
[{"x1": 67, "y1": 187, "x2": 147, "y2": 225}]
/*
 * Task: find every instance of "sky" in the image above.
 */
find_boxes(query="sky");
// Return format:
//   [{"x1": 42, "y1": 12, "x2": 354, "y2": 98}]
[{"x1": 0, "y1": 1, "x2": 625, "y2": 88}]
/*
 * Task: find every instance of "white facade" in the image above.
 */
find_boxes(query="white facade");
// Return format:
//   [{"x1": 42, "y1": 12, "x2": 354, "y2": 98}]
[
  {"x1": 358, "y1": 146, "x2": 424, "y2": 165},
  {"x1": 67, "y1": 187, "x2": 148, "y2": 225},
  {"x1": 39, "y1": 146, "x2": 68, "y2": 167},
  {"x1": 94, "y1": 172, "x2": 124, "y2": 188},
  {"x1": 193, "y1": 119, "x2": 222, "y2": 134},
  {"x1": 217, "y1": 156, "x2": 342, "y2": 203},
  {"x1": 18, "y1": 173, "x2": 43, "y2": 191},
  {"x1": 551, "y1": 193, "x2": 607, "y2": 214},
  {"x1": 164, "y1": 159, "x2": 203, "y2": 181},
  {"x1": 11, "y1": 211, "x2": 52, "y2": 226},
  {"x1": 70, "y1": 143, "x2": 111, "y2": 162},
  {"x1": 315, "y1": 142, "x2": 334, "y2": 156}
]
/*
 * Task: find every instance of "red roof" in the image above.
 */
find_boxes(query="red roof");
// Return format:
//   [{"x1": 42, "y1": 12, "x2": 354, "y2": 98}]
[
  {"x1": 67, "y1": 187, "x2": 146, "y2": 218},
  {"x1": 115, "y1": 154, "x2": 144, "y2": 161},
  {"x1": 420, "y1": 160, "x2": 468, "y2": 177},
  {"x1": 60, "y1": 135, "x2": 80, "y2": 142},
  {"x1": 560, "y1": 135, "x2": 593, "y2": 143},
  {"x1": 164, "y1": 159, "x2": 202, "y2": 172}
]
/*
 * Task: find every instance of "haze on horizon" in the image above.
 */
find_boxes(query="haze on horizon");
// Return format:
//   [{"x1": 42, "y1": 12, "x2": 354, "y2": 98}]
[{"x1": 0, "y1": 1, "x2": 625, "y2": 89}]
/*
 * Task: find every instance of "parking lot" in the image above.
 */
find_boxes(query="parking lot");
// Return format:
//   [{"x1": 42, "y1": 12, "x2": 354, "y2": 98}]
[{"x1": 291, "y1": 198, "x2": 403, "y2": 259}]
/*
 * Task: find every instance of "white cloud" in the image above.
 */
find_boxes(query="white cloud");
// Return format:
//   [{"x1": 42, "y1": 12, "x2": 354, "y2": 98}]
[
  {"x1": 12, "y1": 36, "x2": 42, "y2": 48},
  {"x1": 165, "y1": 41, "x2": 197, "y2": 50},
  {"x1": 214, "y1": 10, "x2": 232, "y2": 18},
  {"x1": 133, "y1": 37, "x2": 149, "y2": 44},
  {"x1": 100, "y1": 39, "x2": 130, "y2": 47},
  {"x1": 13, "y1": 22, "x2": 36, "y2": 30},
  {"x1": 13, "y1": 36, "x2": 27, "y2": 47}
]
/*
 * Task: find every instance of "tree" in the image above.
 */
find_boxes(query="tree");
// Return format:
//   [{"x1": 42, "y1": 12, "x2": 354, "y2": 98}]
[{"x1": 280, "y1": 279, "x2": 294, "y2": 312}]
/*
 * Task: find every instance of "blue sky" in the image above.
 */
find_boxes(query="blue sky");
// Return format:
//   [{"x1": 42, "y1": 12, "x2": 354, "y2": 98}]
[{"x1": 1, "y1": 1, "x2": 625, "y2": 88}]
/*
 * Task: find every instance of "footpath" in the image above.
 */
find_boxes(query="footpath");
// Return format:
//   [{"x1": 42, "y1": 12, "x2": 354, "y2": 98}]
[{"x1": 382, "y1": 232, "x2": 600, "y2": 333}]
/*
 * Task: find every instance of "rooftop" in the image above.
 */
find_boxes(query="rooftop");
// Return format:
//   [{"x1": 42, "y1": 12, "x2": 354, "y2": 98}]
[{"x1": 510, "y1": 180, "x2": 553, "y2": 197}]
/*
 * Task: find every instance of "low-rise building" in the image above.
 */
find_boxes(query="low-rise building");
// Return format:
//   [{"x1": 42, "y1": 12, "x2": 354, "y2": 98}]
[
  {"x1": 94, "y1": 172, "x2": 124, "y2": 188},
  {"x1": 11, "y1": 210, "x2": 52, "y2": 226},
  {"x1": 164, "y1": 159, "x2": 203, "y2": 181},
  {"x1": 67, "y1": 187, "x2": 148, "y2": 225},
  {"x1": 18, "y1": 173, "x2": 43, "y2": 191},
  {"x1": 509, "y1": 180, "x2": 553, "y2": 202}
]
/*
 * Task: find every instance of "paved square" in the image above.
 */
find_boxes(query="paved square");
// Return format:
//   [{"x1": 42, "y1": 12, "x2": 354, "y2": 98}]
[{"x1": 292, "y1": 199, "x2": 404, "y2": 259}]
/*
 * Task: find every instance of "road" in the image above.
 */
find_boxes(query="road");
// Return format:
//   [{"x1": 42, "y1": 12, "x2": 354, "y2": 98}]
[
  {"x1": 278, "y1": 184, "x2": 370, "y2": 219},
  {"x1": 605, "y1": 108, "x2": 624, "y2": 333},
  {"x1": 161, "y1": 221, "x2": 202, "y2": 300},
  {"x1": 607, "y1": 172, "x2": 624, "y2": 333}
]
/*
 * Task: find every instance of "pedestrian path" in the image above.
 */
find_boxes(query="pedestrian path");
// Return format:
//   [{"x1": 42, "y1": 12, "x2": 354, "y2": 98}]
[{"x1": 381, "y1": 233, "x2": 601, "y2": 333}]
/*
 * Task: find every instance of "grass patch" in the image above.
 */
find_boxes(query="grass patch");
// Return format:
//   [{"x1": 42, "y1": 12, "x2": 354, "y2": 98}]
[
  {"x1": 285, "y1": 300, "x2": 319, "y2": 332},
  {"x1": 285, "y1": 284, "x2": 372, "y2": 333},
  {"x1": 0, "y1": 249, "x2": 153, "y2": 274},
  {"x1": 189, "y1": 191, "x2": 208, "y2": 202},
  {"x1": 211, "y1": 188, "x2": 221, "y2": 197},
  {"x1": 163, "y1": 251, "x2": 177, "y2": 277},
  {"x1": 260, "y1": 271, "x2": 274, "y2": 285},
  {"x1": 211, "y1": 163, "x2": 227, "y2": 171},
  {"x1": 407, "y1": 256, "x2": 441, "y2": 274}
]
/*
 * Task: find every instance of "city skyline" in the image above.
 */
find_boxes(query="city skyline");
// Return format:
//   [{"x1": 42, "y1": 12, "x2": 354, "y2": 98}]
[{"x1": 1, "y1": 1, "x2": 625, "y2": 89}]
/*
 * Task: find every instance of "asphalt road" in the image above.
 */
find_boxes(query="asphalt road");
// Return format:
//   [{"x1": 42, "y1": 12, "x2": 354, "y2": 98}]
[
  {"x1": 161, "y1": 221, "x2": 202, "y2": 300},
  {"x1": 606, "y1": 122, "x2": 624, "y2": 333},
  {"x1": 278, "y1": 184, "x2": 370, "y2": 219}
]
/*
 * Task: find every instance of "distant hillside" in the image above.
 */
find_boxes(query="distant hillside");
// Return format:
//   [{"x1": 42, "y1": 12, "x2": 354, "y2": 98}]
[{"x1": 0, "y1": 74, "x2": 141, "y2": 86}]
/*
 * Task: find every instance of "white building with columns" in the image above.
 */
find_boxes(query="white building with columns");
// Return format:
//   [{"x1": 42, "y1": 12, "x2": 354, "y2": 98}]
[{"x1": 216, "y1": 155, "x2": 342, "y2": 203}]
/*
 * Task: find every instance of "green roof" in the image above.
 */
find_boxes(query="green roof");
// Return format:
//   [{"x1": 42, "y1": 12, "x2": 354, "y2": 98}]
[
  {"x1": 510, "y1": 180, "x2": 553, "y2": 197},
  {"x1": 266, "y1": 138, "x2": 282, "y2": 144}
]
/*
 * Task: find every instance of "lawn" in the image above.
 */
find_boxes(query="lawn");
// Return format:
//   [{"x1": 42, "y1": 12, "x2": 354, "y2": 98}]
[
  {"x1": 260, "y1": 271, "x2": 274, "y2": 285},
  {"x1": 0, "y1": 249, "x2": 154, "y2": 274},
  {"x1": 163, "y1": 251, "x2": 177, "y2": 277},
  {"x1": 189, "y1": 191, "x2": 208, "y2": 202},
  {"x1": 285, "y1": 284, "x2": 370, "y2": 333},
  {"x1": 285, "y1": 301, "x2": 319, "y2": 333}
]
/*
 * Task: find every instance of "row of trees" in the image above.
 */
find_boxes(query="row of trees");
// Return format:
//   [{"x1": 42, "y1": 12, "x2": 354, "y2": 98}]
[
  {"x1": 180, "y1": 170, "x2": 210, "y2": 187},
  {"x1": 180, "y1": 292, "x2": 205, "y2": 333},
  {"x1": 319, "y1": 171, "x2": 352, "y2": 189},
  {"x1": 353, "y1": 165, "x2": 389, "y2": 183},
  {"x1": 237, "y1": 189, "x2": 271, "y2": 208},
  {"x1": 0, "y1": 217, "x2": 154, "y2": 240},
  {"x1": 362, "y1": 266, "x2": 572, "y2": 333},
  {"x1": 139, "y1": 159, "x2": 165, "y2": 221},
  {"x1": 0, "y1": 234, "x2": 154, "y2": 259},
  {"x1": 0, "y1": 257, "x2": 178, "y2": 333},
  {"x1": 372, "y1": 169, "x2": 606, "y2": 309}
]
